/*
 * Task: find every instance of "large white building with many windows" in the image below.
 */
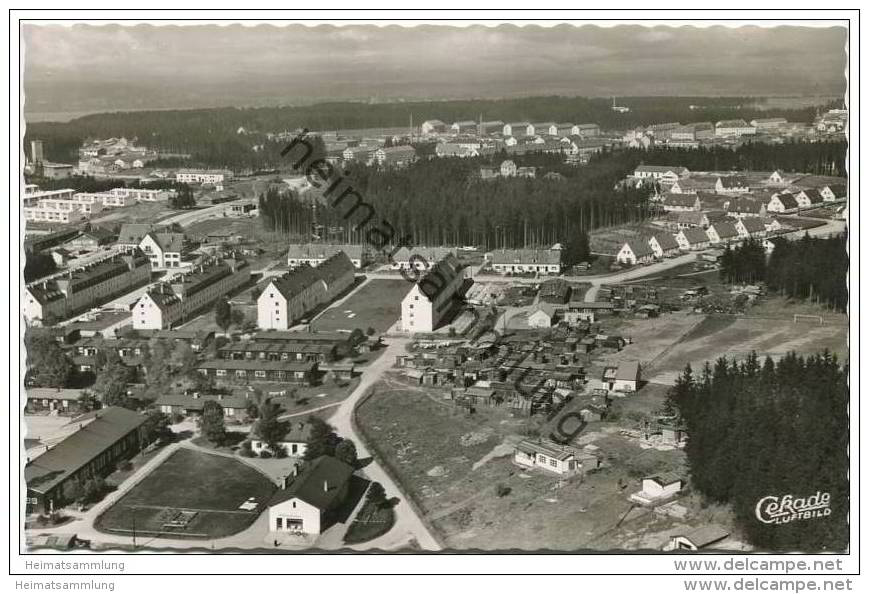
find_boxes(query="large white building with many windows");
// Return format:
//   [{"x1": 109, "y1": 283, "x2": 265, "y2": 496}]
[
  {"x1": 258, "y1": 252, "x2": 355, "y2": 330},
  {"x1": 131, "y1": 257, "x2": 251, "y2": 330},
  {"x1": 400, "y1": 253, "x2": 465, "y2": 333},
  {"x1": 24, "y1": 249, "x2": 151, "y2": 324}
]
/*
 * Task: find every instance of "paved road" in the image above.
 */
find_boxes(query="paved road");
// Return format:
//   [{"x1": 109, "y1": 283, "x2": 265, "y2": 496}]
[
  {"x1": 325, "y1": 337, "x2": 443, "y2": 551},
  {"x1": 158, "y1": 203, "x2": 229, "y2": 227}
]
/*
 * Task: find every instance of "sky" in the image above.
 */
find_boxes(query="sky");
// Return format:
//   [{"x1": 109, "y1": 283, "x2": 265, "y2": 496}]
[{"x1": 22, "y1": 23, "x2": 848, "y2": 117}]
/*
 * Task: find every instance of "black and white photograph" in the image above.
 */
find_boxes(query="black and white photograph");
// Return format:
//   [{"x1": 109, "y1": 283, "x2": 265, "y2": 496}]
[{"x1": 7, "y1": 7, "x2": 861, "y2": 590}]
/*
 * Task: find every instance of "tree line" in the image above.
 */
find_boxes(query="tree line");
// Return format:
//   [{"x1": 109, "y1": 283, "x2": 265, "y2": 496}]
[
  {"x1": 666, "y1": 351, "x2": 848, "y2": 551},
  {"x1": 719, "y1": 234, "x2": 847, "y2": 312},
  {"x1": 24, "y1": 95, "x2": 827, "y2": 168}
]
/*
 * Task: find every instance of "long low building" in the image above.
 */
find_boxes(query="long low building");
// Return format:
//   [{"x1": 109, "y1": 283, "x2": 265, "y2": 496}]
[
  {"x1": 24, "y1": 249, "x2": 151, "y2": 324},
  {"x1": 218, "y1": 340, "x2": 337, "y2": 363},
  {"x1": 489, "y1": 248, "x2": 562, "y2": 275},
  {"x1": 196, "y1": 359, "x2": 317, "y2": 384},
  {"x1": 287, "y1": 244, "x2": 370, "y2": 269},
  {"x1": 25, "y1": 407, "x2": 151, "y2": 513}
]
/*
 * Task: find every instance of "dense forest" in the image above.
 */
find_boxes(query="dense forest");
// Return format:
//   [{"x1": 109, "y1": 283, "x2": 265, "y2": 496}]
[
  {"x1": 23, "y1": 95, "x2": 829, "y2": 168},
  {"x1": 767, "y1": 234, "x2": 849, "y2": 312},
  {"x1": 259, "y1": 149, "x2": 651, "y2": 254},
  {"x1": 719, "y1": 240, "x2": 768, "y2": 285},
  {"x1": 666, "y1": 352, "x2": 848, "y2": 551},
  {"x1": 258, "y1": 140, "x2": 846, "y2": 256},
  {"x1": 720, "y1": 234, "x2": 848, "y2": 312}
]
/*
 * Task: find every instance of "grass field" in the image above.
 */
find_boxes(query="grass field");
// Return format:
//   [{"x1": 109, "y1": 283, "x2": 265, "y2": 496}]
[
  {"x1": 356, "y1": 375, "x2": 700, "y2": 551},
  {"x1": 312, "y1": 279, "x2": 409, "y2": 333},
  {"x1": 95, "y1": 448, "x2": 276, "y2": 539},
  {"x1": 646, "y1": 313, "x2": 848, "y2": 384},
  {"x1": 89, "y1": 202, "x2": 174, "y2": 225}
]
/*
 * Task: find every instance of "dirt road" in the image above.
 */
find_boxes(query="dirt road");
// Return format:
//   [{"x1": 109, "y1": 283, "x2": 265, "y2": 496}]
[{"x1": 325, "y1": 337, "x2": 444, "y2": 551}]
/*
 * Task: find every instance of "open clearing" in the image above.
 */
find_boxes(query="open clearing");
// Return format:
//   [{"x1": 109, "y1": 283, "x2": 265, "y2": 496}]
[
  {"x1": 95, "y1": 448, "x2": 276, "y2": 539},
  {"x1": 312, "y1": 279, "x2": 409, "y2": 333},
  {"x1": 356, "y1": 375, "x2": 707, "y2": 551},
  {"x1": 647, "y1": 314, "x2": 847, "y2": 384}
]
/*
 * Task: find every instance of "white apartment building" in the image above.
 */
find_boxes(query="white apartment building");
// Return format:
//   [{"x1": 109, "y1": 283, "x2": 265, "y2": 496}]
[
  {"x1": 132, "y1": 286, "x2": 184, "y2": 330},
  {"x1": 168, "y1": 258, "x2": 251, "y2": 320},
  {"x1": 400, "y1": 253, "x2": 465, "y2": 333},
  {"x1": 22, "y1": 185, "x2": 75, "y2": 208},
  {"x1": 258, "y1": 253, "x2": 355, "y2": 330},
  {"x1": 715, "y1": 119, "x2": 757, "y2": 138},
  {"x1": 23, "y1": 250, "x2": 151, "y2": 324},
  {"x1": 23, "y1": 204, "x2": 86, "y2": 224},
  {"x1": 139, "y1": 232, "x2": 186, "y2": 269}
]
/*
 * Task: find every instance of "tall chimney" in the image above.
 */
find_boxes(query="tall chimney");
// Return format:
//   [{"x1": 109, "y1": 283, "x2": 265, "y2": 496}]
[{"x1": 323, "y1": 480, "x2": 329, "y2": 492}]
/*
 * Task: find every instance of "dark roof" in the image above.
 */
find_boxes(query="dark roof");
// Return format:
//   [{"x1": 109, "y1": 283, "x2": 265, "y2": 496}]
[
  {"x1": 678, "y1": 525, "x2": 730, "y2": 548},
  {"x1": 117, "y1": 223, "x2": 155, "y2": 245},
  {"x1": 268, "y1": 265, "x2": 324, "y2": 301},
  {"x1": 646, "y1": 471, "x2": 683, "y2": 486},
  {"x1": 25, "y1": 407, "x2": 147, "y2": 494},
  {"x1": 287, "y1": 243, "x2": 364, "y2": 261},
  {"x1": 718, "y1": 176, "x2": 750, "y2": 189},
  {"x1": 141, "y1": 284, "x2": 182, "y2": 311},
  {"x1": 269, "y1": 456, "x2": 354, "y2": 510},
  {"x1": 251, "y1": 331, "x2": 353, "y2": 344},
  {"x1": 539, "y1": 278, "x2": 570, "y2": 298},
  {"x1": 738, "y1": 218, "x2": 767, "y2": 234},
  {"x1": 392, "y1": 246, "x2": 454, "y2": 264},
  {"x1": 149, "y1": 232, "x2": 185, "y2": 253},
  {"x1": 772, "y1": 192, "x2": 799, "y2": 210},
  {"x1": 252, "y1": 419, "x2": 314, "y2": 444},
  {"x1": 315, "y1": 252, "x2": 355, "y2": 288},
  {"x1": 662, "y1": 194, "x2": 699, "y2": 208},
  {"x1": 624, "y1": 240, "x2": 655, "y2": 258},
  {"x1": 651, "y1": 233, "x2": 680, "y2": 251},
  {"x1": 417, "y1": 253, "x2": 462, "y2": 300},
  {"x1": 801, "y1": 188, "x2": 824, "y2": 204},
  {"x1": 711, "y1": 221, "x2": 739, "y2": 239},
  {"x1": 197, "y1": 359, "x2": 315, "y2": 372},
  {"x1": 681, "y1": 228, "x2": 710, "y2": 244},
  {"x1": 491, "y1": 248, "x2": 561, "y2": 266}
]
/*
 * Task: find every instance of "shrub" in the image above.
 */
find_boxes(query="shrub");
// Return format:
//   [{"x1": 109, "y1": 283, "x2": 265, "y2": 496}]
[
  {"x1": 239, "y1": 441, "x2": 254, "y2": 458},
  {"x1": 496, "y1": 483, "x2": 512, "y2": 497},
  {"x1": 259, "y1": 449, "x2": 273, "y2": 459},
  {"x1": 274, "y1": 445, "x2": 288, "y2": 459}
]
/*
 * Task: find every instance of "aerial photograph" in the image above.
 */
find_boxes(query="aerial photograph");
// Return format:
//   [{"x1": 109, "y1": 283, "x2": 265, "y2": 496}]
[{"x1": 19, "y1": 20, "x2": 849, "y2": 559}]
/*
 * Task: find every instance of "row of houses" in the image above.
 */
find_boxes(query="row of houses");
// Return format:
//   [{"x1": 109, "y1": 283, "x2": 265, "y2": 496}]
[
  {"x1": 258, "y1": 252, "x2": 356, "y2": 330},
  {"x1": 420, "y1": 120, "x2": 601, "y2": 139},
  {"x1": 132, "y1": 257, "x2": 251, "y2": 330},
  {"x1": 616, "y1": 218, "x2": 774, "y2": 265}
]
